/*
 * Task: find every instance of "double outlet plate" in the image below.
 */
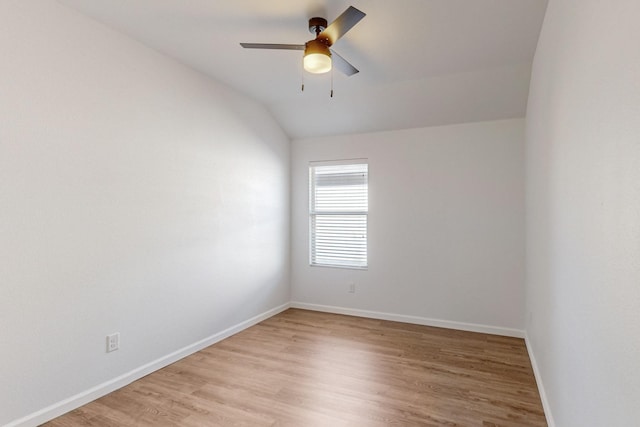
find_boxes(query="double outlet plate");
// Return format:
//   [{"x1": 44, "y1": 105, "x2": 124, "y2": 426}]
[{"x1": 106, "y1": 332, "x2": 120, "y2": 352}]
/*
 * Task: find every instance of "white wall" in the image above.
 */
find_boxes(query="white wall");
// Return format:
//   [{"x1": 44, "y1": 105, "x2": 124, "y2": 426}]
[
  {"x1": 0, "y1": 1, "x2": 290, "y2": 425},
  {"x1": 525, "y1": 0, "x2": 640, "y2": 425},
  {"x1": 291, "y1": 119, "x2": 525, "y2": 333}
]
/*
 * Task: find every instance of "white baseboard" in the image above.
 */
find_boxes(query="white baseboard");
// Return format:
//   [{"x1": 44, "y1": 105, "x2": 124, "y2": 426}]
[
  {"x1": 6, "y1": 302, "x2": 291, "y2": 427},
  {"x1": 524, "y1": 333, "x2": 556, "y2": 427},
  {"x1": 290, "y1": 302, "x2": 525, "y2": 338}
]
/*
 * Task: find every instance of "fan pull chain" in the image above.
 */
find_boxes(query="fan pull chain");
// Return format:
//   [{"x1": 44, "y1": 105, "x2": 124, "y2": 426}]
[
  {"x1": 330, "y1": 66, "x2": 334, "y2": 98},
  {"x1": 301, "y1": 57, "x2": 305, "y2": 92}
]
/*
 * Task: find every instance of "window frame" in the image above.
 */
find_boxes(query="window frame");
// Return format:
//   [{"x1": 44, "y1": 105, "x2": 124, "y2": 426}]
[{"x1": 308, "y1": 159, "x2": 368, "y2": 270}]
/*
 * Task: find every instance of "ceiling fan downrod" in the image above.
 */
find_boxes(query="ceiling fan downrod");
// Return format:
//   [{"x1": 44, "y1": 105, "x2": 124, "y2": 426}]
[{"x1": 308, "y1": 17, "x2": 327, "y2": 36}]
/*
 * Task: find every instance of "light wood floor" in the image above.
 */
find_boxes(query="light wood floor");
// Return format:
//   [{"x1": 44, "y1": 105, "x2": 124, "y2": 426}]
[{"x1": 46, "y1": 309, "x2": 547, "y2": 426}]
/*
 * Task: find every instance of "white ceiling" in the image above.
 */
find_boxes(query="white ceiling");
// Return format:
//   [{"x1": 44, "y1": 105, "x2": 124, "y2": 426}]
[{"x1": 58, "y1": 0, "x2": 548, "y2": 140}]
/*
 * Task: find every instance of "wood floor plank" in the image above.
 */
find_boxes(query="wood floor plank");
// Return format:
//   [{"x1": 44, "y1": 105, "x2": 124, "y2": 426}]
[{"x1": 45, "y1": 309, "x2": 547, "y2": 426}]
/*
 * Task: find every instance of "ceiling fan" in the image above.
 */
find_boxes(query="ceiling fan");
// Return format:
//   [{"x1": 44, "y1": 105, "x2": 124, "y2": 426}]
[{"x1": 240, "y1": 6, "x2": 366, "y2": 77}]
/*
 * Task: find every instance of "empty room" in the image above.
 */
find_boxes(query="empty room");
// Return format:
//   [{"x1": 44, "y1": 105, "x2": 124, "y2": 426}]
[{"x1": 1, "y1": 0, "x2": 638, "y2": 426}]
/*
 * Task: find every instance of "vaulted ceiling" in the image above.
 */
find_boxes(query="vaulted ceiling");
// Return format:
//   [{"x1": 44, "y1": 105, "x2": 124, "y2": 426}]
[{"x1": 59, "y1": 0, "x2": 548, "y2": 139}]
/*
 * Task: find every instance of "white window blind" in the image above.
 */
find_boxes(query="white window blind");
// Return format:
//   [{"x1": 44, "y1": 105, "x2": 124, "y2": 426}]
[{"x1": 309, "y1": 161, "x2": 368, "y2": 269}]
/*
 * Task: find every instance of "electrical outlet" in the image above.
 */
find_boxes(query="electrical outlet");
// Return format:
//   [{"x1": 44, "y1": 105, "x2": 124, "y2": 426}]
[
  {"x1": 106, "y1": 332, "x2": 120, "y2": 353},
  {"x1": 348, "y1": 282, "x2": 356, "y2": 293}
]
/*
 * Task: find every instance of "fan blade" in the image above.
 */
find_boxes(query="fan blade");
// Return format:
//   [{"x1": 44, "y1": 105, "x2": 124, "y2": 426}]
[
  {"x1": 240, "y1": 43, "x2": 304, "y2": 50},
  {"x1": 331, "y1": 50, "x2": 359, "y2": 76},
  {"x1": 320, "y1": 6, "x2": 366, "y2": 46}
]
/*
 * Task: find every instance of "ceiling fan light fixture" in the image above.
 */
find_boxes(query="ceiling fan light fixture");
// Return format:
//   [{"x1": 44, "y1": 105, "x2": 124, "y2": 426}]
[{"x1": 304, "y1": 39, "x2": 332, "y2": 74}]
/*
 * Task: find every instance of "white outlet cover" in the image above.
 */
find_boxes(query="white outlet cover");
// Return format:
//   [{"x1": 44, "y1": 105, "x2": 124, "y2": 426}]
[{"x1": 106, "y1": 333, "x2": 119, "y2": 352}]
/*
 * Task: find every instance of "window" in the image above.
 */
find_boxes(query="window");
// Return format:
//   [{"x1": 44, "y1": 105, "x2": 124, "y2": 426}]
[{"x1": 309, "y1": 160, "x2": 368, "y2": 269}]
